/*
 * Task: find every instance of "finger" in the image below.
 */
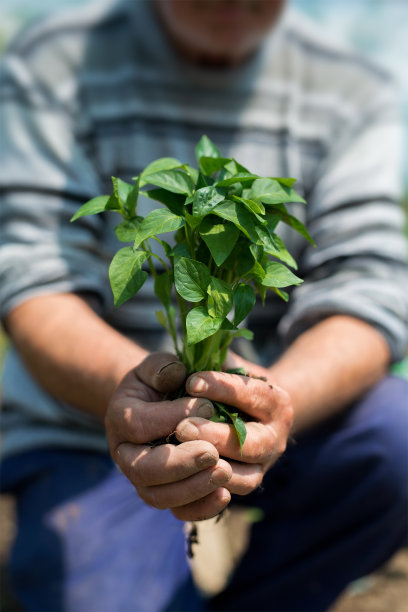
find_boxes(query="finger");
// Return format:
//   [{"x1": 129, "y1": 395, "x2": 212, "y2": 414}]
[
  {"x1": 136, "y1": 459, "x2": 232, "y2": 510},
  {"x1": 136, "y1": 352, "x2": 187, "y2": 393},
  {"x1": 186, "y1": 371, "x2": 275, "y2": 420},
  {"x1": 106, "y1": 396, "x2": 214, "y2": 449},
  {"x1": 115, "y1": 440, "x2": 219, "y2": 486},
  {"x1": 225, "y1": 461, "x2": 264, "y2": 495},
  {"x1": 176, "y1": 417, "x2": 282, "y2": 463},
  {"x1": 171, "y1": 489, "x2": 231, "y2": 522}
]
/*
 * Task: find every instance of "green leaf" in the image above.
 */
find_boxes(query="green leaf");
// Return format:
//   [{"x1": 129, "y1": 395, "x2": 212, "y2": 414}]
[
  {"x1": 154, "y1": 271, "x2": 173, "y2": 308},
  {"x1": 184, "y1": 210, "x2": 204, "y2": 230},
  {"x1": 140, "y1": 157, "x2": 182, "y2": 182},
  {"x1": 199, "y1": 156, "x2": 231, "y2": 176},
  {"x1": 199, "y1": 218, "x2": 239, "y2": 266},
  {"x1": 219, "y1": 319, "x2": 253, "y2": 340},
  {"x1": 142, "y1": 169, "x2": 194, "y2": 196},
  {"x1": 114, "y1": 217, "x2": 143, "y2": 242},
  {"x1": 155, "y1": 309, "x2": 169, "y2": 330},
  {"x1": 125, "y1": 177, "x2": 140, "y2": 218},
  {"x1": 170, "y1": 243, "x2": 190, "y2": 259},
  {"x1": 254, "y1": 224, "x2": 278, "y2": 252},
  {"x1": 195, "y1": 135, "x2": 221, "y2": 161},
  {"x1": 231, "y1": 195, "x2": 265, "y2": 215},
  {"x1": 260, "y1": 260, "x2": 303, "y2": 288},
  {"x1": 232, "y1": 328, "x2": 254, "y2": 340},
  {"x1": 182, "y1": 164, "x2": 199, "y2": 185},
  {"x1": 265, "y1": 211, "x2": 282, "y2": 232},
  {"x1": 264, "y1": 234, "x2": 297, "y2": 269},
  {"x1": 109, "y1": 247, "x2": 148, "y2": 307},
  {"x1": 248, "y1": 178, "x2": 306, "y2": 205},
  {"x1": 233, "y1": 415, "x2": 247, "y2": 451},
  {"x1": 196, "y1": 172, "x2": 213, "y2": 190},
  {"x1": 213, "y1": 402, "x2": 247, "y2": 451},
  {"x1": 253, "y1": 280, "x2": 266, "y2": 304},
  {"x1": 207, "y1": 277, "x2": 233, "y2": 319},
  {"x1": 133, "y1": 209, "x2": 185, "y2": 248},
  {"x1": 140, "y1": 188, "x2": 185, "y2": 216},
  {"x1": 226, "y1": 367, "x2": 247, "y2": 376},
  {"x1": 271, "y1": 177, "x2": 297, "y2": 188},
  {"x1": 186, "y1": 305, "x2": 223, "y2": 345},
  {"x1": 272, "y1": 287, "x2": 290, "y2": 302},
  {"x1": 70, "y1": 195, "x2": 114, "y2": 221},
  {"x1": 280, "y1": 210, "x2": 315, "y2": 246},
  {"x1": 212, "y1": 200, "x2": 260, "y2": 243},
  {"x1": 174, "y1": 257, "x2": 210, "y2": 302},
  {"x1": 216, "y1": 173, "x2": 258, "y2": 187},
  {"x1": 192, "y1": 186, "x2": 225, "y2": 216},
  {"x1": 223, "y1": 240, "x2": 253, "y2": 277},
  {"x1": 111, "y1": 177, "x2": 137, "y2": 218},
  {"x1": 233, "y1": 284, "x2": 256, "y2": 326}
]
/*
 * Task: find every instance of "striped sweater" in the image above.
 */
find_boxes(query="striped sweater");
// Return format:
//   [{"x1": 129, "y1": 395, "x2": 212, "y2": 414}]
[{"x1": 1, "y1": 0, "x2": 407, "y2": 458}]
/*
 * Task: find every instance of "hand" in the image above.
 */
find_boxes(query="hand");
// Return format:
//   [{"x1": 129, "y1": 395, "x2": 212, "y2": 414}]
[
  {"x1": 105, "y1": 352, "x2": 233, "y2": 521},
  {"x1": 175, "y1": 354, "x2": 294, "y2": 497}
]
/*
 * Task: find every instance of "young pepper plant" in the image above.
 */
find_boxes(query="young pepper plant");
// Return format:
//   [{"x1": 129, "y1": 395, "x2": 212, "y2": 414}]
[{"x1": 71, "y1": 135, "x2": 314, "y2": 449}]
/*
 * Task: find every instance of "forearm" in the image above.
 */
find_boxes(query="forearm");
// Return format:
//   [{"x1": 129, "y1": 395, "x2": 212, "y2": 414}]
[
  {"x1": 4, "y1": 293, "x2": 148, "y2": 418},
  {"x1": 269, "y1": 315, "x2": 390, "y2": 433}
]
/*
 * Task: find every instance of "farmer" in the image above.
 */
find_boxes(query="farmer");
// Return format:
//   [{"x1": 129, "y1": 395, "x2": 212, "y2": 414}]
[{"x1": 1, "y1": 1, "x2": 407, "y2": 611}]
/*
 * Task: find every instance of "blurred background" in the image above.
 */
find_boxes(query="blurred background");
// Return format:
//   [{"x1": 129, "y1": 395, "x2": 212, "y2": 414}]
[
  {"x1": 0, "y1": 2, "x2": 407, "y2": 611},
  {"x1": 0, "y1": 0, "x2": 407, "y2": 190}
]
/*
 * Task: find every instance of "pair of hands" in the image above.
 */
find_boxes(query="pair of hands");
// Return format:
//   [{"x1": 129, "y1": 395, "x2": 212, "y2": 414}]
[{"x1": 105, "y1": 352, "x2": 293, "y2": 521}]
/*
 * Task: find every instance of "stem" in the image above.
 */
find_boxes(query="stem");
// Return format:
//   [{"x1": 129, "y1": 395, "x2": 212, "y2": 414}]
[
  {"x1": 141, "y1": 240, "x2": 157, "y2": 279},
  {"x1": 196, "y1": 331, "x2": 222, "y2": 372},
  {"x1": 146, "y1": 250, "x2": 170, "y2": 272},
  {"x1": 167, "y1": 307, "x2": 181, "y2": 360},
  {"x1": 176, "y1": 291, "x2": 188, "y2": 338},
  {"x1": 184, "y1": 225, "x2": 194, "y2": 259}
]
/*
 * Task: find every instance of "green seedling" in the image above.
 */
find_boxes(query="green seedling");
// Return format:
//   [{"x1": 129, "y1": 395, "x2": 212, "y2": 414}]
[{"x1": 71, "y1": 135, "x2": 314, "y2": 450}]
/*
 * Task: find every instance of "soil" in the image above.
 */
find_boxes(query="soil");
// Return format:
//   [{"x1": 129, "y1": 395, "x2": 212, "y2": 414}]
[{"x1": 1, "y1": 495, "x2": 407, "y2": 612}]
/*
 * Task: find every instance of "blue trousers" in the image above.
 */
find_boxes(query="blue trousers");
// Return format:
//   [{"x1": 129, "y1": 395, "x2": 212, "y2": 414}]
[{"x1": 1, "y1": 376, "x2": 407, "y2": 612}]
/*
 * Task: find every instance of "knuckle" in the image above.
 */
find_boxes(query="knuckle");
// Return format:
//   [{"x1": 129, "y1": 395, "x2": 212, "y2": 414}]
[
  {"x1": 242, "y1": 471, "x2": 263, "y2": 494},
  {"x1": 143, "y1": 486, "x2": 168, "y2": 511},
  {"x1": 250, "y1": 439, "x2": 268, "y2": 463},
  {"x1": 127, "y1": 408, "x2": 147, "y2": 444},
  {"x1": 249, "y1": 390, "x2": 266, "y2": 414},
  {"x1": 128, "y1": 451, "x2": 150, "y2": 486}
]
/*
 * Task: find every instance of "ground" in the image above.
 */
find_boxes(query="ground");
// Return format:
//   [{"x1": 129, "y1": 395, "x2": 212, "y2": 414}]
[{"x1": 1, "y1": 495, "x2": 407, "y2": 612}]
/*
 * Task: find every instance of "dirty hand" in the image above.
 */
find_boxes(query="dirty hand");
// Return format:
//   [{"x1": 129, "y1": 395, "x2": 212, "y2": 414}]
[
  {"x1": 175, "y1": 353, "x2": 294, "y2": 503},
  {"x1": 105, "y1": 352, "x2": 233, "y2": 521}
]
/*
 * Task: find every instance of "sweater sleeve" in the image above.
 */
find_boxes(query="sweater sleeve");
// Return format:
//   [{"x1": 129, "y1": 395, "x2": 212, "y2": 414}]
[
  {"x1": 279, "y1": 82, "x2": 408, "y2": 362},
  {"x1": 0, "y1": 45, "x2": 111, "y2": 321}
]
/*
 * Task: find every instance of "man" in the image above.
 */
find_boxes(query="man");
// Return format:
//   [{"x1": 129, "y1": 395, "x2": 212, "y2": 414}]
[{"x1": 0, "y1": 1, "x2": 407, "y2": 611}]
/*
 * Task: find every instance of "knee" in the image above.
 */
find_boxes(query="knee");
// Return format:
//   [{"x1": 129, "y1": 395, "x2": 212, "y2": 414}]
[{"x1": 346, "y1": 376, "x2": 408, "y2": 520}]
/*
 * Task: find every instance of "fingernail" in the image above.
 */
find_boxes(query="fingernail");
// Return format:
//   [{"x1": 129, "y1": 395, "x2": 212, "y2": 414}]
[
  {"x1": 196, "y1": 452, "x2": 217, "y2": 468},
  {"x1": 197, "y1": 402, "x2": 214, "y2": 419},
  {"x1": 179, "y1": 421, "x2": 199, "y2": 440},
  {"x1": 210, "y1": 467, "x2": 231, "y2": 486},
  {"x1": 189, "y1": 376, "x2": 208, "y2": 393}
]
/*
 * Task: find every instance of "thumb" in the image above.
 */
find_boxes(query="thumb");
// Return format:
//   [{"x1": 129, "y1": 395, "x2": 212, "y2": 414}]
[{"x1": 135, "y1": 352, "x2": 187, "y2": 393}]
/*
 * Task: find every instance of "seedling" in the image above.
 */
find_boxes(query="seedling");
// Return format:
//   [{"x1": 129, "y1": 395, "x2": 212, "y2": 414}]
[{"x1": 71, "y1": 136, "x2": 314, "y2": 449}]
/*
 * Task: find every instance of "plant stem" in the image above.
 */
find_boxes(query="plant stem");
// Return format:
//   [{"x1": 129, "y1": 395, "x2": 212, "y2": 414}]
[
  {"x1": 166, "y1": 306, "x2": 181, "y2": 359},
  {"x1": 141, "y1": 241, "x2": 157, "y2": 279},
  {"x1": 145, "y1": 250, "x2": 170, "y2": 272},
  {"x1": 196, "y1": 331, "x2": 222, "y2": 372},
  {"x1": 184, "y1": 225, "x2": 194, "y2": 259}
]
